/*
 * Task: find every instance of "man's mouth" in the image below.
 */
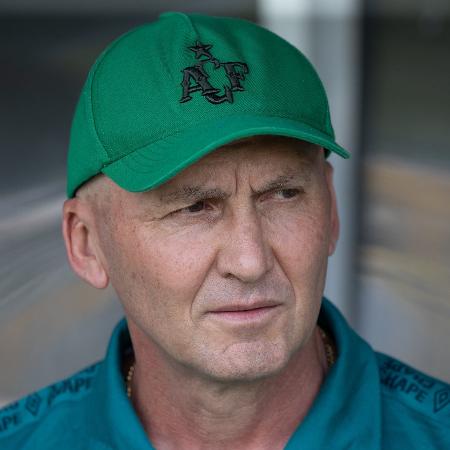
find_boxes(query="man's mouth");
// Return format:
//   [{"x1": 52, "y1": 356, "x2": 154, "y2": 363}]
[{"x1": 208, "y1": 303, "x2": 281, "y2": 323}]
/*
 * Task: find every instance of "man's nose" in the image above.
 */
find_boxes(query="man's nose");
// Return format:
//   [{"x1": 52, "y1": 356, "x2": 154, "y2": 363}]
[{"x1": 215, "y1": 207, "x2": 274, "y2": 283}]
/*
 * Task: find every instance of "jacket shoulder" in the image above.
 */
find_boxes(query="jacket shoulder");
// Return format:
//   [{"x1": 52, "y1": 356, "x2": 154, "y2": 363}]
[
  {"x1": 0, "y1": 362, "x2": 101, "y2": 449},
  {"x1": 376, "y1": 352, "x2": 450, "y2": 447}
]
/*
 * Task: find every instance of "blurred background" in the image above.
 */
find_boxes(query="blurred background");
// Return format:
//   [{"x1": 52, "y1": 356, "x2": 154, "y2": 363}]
[{"x1": 1, "y1": 0, "x2": 449, "y2": 406}]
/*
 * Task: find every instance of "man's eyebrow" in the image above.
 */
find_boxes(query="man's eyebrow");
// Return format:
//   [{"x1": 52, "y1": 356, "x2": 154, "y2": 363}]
[
  {"x1": 158, "y1": 172, "x2": 308, "y2": 205},
  {"x1": 158, "y1": 186, "x2": 229, "y2": 205},
  {"x1": 251, "y1": 173, "x2": 305, "y2": 195}
]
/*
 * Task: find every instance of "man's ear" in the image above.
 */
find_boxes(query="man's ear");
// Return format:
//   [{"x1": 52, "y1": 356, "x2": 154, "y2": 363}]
[
  {"x1": 62, "y1": 198, "x2": 109, "y2": 289},
  {"x1": 324, "y1": 161, "x2": 340, "y2": 256}
]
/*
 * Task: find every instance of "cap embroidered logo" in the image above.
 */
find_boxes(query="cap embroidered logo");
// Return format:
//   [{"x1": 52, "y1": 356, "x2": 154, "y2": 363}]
[{"x1": 180, "y1": 41, "x2": 249, "y2": 105}]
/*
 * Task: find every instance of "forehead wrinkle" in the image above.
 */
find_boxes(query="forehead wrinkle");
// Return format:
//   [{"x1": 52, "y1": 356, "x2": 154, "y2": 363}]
[
  {"x1": 142, "y1": 147, "x2": 317, "y2": 207},
  {"x1": 157, "y1": 166, "x2": 310, "y2": 205}
]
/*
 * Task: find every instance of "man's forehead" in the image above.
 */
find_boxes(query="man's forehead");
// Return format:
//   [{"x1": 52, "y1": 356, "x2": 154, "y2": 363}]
[
  {"x1": 101, "y1": 137, "x2": 321, "y2": 212},
  {"x1": 132, "y1": 137, "x2": 320, "y2": 205},
  {"x1": 151, "y1": 136, "x2": 318, "y2": 188}
]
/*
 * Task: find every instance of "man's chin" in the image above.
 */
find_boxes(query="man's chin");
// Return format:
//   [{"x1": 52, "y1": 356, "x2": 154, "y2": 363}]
[{"x1": 196, "y1": 340, "x2": 292, "y2": 384}]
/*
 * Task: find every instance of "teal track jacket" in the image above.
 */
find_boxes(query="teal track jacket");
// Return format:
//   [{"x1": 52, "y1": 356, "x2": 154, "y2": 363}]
[{"x1": 1, "y1": 299, "x2": 449, "y2": 449}]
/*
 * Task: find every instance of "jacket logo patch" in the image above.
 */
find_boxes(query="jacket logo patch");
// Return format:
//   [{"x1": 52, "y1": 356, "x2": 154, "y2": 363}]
[
  {"x1": 434, "y1": 388, "x2": 450, "y2": 413},
  {"x1": 180, "y1": 41, "x2": 249, "y2": 105},
  {"x1": 25, "y1": 393, "x2": 42, "y2": 417}
]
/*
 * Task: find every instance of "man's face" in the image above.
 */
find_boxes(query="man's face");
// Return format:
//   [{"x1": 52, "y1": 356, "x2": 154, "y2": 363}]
[{"x1": 95, "y1": 136, "x2": 338, "y2": 382}]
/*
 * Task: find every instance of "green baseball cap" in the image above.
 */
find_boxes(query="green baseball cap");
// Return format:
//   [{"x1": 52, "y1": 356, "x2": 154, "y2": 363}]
[{"x1": 67, "y1": 11, "x2": 350, "y2": 198}]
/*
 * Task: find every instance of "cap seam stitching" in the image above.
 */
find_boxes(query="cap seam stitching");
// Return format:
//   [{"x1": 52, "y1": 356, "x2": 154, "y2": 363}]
[
  {"x1": 159, "y1": 16, "x2": 189, "y2": 87},
  {"x1": 300, "y1": 56, "x2": 334, "y2": 137}
]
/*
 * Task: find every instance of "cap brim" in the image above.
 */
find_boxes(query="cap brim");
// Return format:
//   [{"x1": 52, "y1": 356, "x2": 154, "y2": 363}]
[{"x1": 102, "y1": 114, "x2": 350, "y2": 193}]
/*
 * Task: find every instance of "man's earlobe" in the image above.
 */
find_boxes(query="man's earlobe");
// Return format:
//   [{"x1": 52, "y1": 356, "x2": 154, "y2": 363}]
[{"x1": 62, "y1": 199, "x2": 109, "y2": 289}]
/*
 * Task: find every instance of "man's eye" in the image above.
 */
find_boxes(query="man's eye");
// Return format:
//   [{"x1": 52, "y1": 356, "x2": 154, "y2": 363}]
[
  {"x1": 180, "y1": 200, "x2": 207, "y2": 214},
  {"x1": 274, "y1": 188, "x2": 300, "y2": 199}
]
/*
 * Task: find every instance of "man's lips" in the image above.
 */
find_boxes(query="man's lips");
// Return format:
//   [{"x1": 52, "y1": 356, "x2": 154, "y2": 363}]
[
  {"x1": 207, "y1": 301, "x2": 282, "y2": 323},
  {"x1": 210, "y1": 300, "x2": 281, "y2": 313}
]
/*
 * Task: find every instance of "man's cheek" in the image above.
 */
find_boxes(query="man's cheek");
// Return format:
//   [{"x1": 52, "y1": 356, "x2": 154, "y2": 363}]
[{"x1": 284, "y1": 221, "x2": 329, "y2": 256}]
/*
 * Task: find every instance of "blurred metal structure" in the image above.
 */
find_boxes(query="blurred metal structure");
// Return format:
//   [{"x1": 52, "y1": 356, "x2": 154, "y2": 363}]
[
  {"x1": 258, "y1": 0, "x2": 362, "y2": 322},
  {"x1": 356, "y1": 8, "x2": 450, "y2": 381}
]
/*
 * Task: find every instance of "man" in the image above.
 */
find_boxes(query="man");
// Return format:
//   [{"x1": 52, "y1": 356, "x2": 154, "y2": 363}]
[{"x1": 0, "y1": 12, "x2": 449, "y2": 450}]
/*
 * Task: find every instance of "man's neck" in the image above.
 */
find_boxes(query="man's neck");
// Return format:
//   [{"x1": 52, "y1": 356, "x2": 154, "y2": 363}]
[{"x1": 125, "y1": 325, "x2": 329, "y2": 450}]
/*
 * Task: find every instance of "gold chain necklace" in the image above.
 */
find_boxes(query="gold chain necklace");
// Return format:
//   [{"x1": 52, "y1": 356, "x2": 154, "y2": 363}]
[
  {"x1": 318, "y1": 326, "x2": 336, "y2": 369},
  {"x1": 126, "y1": 362, "x2": 135, "y2": 399},
  {"x1": 126, "y1": 327, "x2": 336, "y2": 399}
]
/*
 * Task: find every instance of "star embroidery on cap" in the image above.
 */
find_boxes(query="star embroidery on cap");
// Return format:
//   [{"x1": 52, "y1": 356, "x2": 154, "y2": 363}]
[
  {"x1": 188, "y1": 41, "x2": 213, "y2": 59},
  {"x1": 188, "y1": 41, "x2": 220, "y2": 68}
]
